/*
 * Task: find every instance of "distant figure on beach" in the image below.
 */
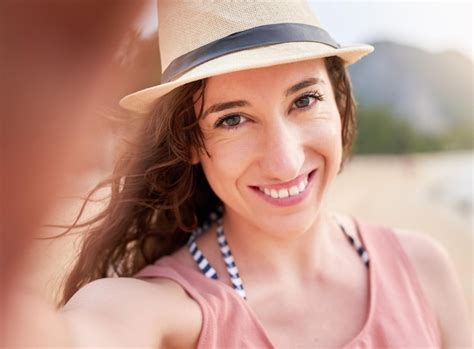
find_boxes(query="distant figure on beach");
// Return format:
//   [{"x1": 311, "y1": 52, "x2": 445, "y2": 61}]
[{"x1": 3, "y1": 1, "x2": 471, "y2": 348}]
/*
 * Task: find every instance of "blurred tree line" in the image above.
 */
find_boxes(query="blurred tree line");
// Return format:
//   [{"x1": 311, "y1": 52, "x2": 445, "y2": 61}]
[{"x1": 354, "y1": 106, "x2": 473, "y2": 154}]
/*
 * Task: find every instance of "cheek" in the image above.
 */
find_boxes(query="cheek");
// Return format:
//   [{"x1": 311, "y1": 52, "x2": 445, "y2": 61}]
[
  {"x1": 305, "y1": 114, "x2": 341, "y2": 146},
  {"x1": 199, "y1": 134, "x2": 257, "y2": 192},
  {"x1": 327, "y1": 122, "x2": 343, "y2": 171},
  {"x1": 304, "y1": 117, "x2": 343, "y2": 169}
]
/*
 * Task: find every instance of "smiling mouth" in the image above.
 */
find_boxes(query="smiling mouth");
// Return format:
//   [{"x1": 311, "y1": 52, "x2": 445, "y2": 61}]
[{"x1": 253, "y1": 170, "x2": 316, "y2": 199}]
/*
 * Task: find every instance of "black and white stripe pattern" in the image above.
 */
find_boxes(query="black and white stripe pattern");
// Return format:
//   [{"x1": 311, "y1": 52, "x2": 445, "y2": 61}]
[
  {"x1": 216, "y1": 219, "x2": 247, "y2": 300},
  {"x1": 186, "y1": 208, "x2": 223, "y2": 280},
  {"x1": 339, "y1": 223, "x2": 370, "y2": 267},
  {"x1": 188, "y1": 240, "x2": 218, "y2": 280},
  {"x1": 187, "y1": 209, "x2": 370, "y2": 301}
]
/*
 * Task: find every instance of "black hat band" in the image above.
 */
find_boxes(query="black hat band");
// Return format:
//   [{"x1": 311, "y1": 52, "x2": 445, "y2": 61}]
[{"x1": 161, "y1": 22, "x2": 340, "y2": 83}]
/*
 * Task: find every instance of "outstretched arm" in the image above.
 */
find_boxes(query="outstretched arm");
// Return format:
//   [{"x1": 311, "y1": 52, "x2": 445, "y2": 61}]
[{"x1": 1, "y1": 0, "x2": 144, "y2": 346}]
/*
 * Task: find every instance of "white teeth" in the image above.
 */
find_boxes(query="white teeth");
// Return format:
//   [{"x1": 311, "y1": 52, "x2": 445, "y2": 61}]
[
  {"x1": 289, "y1": 185, "x2": 299, "y2": 196},
  {"x1": 298, "y1": 181, "x2": 306, "y2": 192},
  {"x1": 259, "y1": 175, "x2": 310, "y2": 199}
]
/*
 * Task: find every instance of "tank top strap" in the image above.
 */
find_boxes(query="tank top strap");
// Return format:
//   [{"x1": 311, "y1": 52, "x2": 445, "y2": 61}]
[
  {"x1": 354, "y1": 220, "x2": 442, "y2": 347},
  {"x1": 134, "y1": 257, "x2": 209, "y2": 305},
  {"x1": 134, "y1": 256, "x2": 274, "y2": 348}
]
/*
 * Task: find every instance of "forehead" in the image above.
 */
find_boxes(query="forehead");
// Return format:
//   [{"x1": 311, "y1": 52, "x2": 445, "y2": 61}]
[{"x1": 202, "y1": 58, "x2": 328, "y2": 101}]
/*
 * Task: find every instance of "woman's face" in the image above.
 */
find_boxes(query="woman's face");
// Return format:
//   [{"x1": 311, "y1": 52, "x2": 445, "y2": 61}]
[{"x1": 194, "y1": 58, "x2": 342, "y2": 238}]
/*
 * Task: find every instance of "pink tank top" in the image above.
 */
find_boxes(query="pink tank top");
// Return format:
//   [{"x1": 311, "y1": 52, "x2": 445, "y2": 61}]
[{"x1": 135, "y1": 220, "x2": 442, "y2": 348}]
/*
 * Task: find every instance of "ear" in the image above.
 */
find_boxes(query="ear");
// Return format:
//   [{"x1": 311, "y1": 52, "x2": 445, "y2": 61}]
[{"x1": 191, "y1": 147, "x2": 200, "y2": 165}]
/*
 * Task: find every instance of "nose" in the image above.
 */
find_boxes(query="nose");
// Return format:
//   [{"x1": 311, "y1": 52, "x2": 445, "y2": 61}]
[{"x1": 259, "y1": 117, "x2": 305, "y2": 182}]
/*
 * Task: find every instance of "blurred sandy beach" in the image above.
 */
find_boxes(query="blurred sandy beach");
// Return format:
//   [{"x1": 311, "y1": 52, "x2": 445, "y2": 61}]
[{"x1": 24, "y1": 151, "x2": 473, "y2": 327}]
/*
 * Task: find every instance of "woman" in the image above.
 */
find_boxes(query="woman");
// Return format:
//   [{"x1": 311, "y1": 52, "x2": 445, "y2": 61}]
[{"x1": 56, "y1": 1, "x2": 470, "y2": 348}]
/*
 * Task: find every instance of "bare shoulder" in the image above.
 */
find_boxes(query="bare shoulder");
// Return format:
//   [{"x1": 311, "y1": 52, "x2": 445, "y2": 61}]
[
  {"x1": 392, "y1": 228, "x2": 452, "y2": 279},
  {"x1": 62, "y1": 276, "x2": 202, "y2": 348},
  {"x1": 392, "y1": 228, "x2": 472, "y2": 348}
]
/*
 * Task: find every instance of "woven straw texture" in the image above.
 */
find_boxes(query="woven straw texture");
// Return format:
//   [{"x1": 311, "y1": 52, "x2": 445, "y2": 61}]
[
  {"x1": 158, "y1": 0, "x2": 319, "y2": 70},
  {"x1": 120, "y1": 0, "x2": 374, "y2": 114}
]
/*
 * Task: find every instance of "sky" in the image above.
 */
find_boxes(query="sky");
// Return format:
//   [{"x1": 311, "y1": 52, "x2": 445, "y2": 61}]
[
  {"x1": 314, "y1": 1, "x2": 472, "y2": 59},
  {"x1": 138, "y1": 0, "x2": 472, "y2": 60}
]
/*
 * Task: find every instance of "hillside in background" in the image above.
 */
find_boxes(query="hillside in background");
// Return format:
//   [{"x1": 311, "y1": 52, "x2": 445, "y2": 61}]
[{"x1": 349, "y1": 41, "x2": 473, "y2": 153}]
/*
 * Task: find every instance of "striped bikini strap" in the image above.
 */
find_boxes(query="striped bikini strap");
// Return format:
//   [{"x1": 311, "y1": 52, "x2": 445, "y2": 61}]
[
  {"x1": 187, "y1": 211, "x2": 370, "y2": 301},
  {"x1": 338, "y1": 221, "x2": 370, "y2": 268},
  {"x1": 186, "y1": 208, "x2": 223, "y2": 280},
  {"x1": 187, "y1": 238, "x2": 218, "y2": 280},
  {"x1": 214, "y1": 220, "x2": 370, "y2": 301},
  {"x1": 216, "y1": 219, "x2": 247, "y2": 300}
]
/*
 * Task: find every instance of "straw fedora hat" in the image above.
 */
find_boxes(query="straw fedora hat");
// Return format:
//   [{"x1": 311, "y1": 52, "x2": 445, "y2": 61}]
[{"x1": 120, "y1": 0, "x2": 374, "y2": 114}]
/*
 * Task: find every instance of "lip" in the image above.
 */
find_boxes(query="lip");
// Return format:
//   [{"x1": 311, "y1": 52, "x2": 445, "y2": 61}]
[
  {"x1": 249, "y1": 169, "x2": 317, "y2": 207},
  {"x1": 254, "y1": 171, "x2": 310, "y2": 190}
]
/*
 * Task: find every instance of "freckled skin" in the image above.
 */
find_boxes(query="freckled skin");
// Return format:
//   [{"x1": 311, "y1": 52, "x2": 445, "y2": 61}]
[{"x1": 194, "y1": 58, "x2": 343, "y2": 240}]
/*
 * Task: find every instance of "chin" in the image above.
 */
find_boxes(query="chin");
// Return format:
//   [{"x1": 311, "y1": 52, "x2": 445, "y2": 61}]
[{"x1": 256, "y1": 206, "x2": 321, "y2": 240}]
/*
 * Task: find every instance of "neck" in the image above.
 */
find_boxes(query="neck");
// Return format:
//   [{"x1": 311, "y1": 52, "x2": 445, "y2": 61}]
[{"x1": 222, "y1": 206, "x2": 343, "y2": 284}]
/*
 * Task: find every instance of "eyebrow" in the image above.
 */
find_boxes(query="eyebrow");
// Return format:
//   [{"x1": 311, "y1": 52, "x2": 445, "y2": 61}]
[
  {"x1": 285, "y1": 77, "x2": 323, "y2": 97},
  {"x1": 201, "y1": 77, "x2": 323, "y2": 119},
  {"x1": 202, "y1": 100, "x2": 250, "y2": 119}
]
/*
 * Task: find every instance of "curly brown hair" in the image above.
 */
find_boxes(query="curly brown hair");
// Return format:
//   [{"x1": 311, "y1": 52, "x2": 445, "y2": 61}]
[{"x1": 58, "y1": 56, "x2": 357, "y2": 306}]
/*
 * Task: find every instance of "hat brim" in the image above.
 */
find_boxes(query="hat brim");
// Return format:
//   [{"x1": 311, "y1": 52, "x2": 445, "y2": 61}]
[{"x1": 120, "y1": 42, "x2": 373, "y2": 114}]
